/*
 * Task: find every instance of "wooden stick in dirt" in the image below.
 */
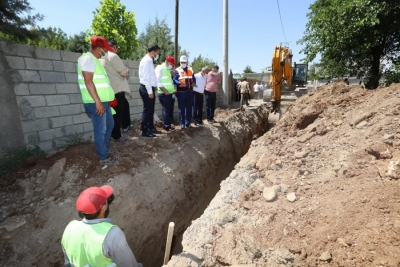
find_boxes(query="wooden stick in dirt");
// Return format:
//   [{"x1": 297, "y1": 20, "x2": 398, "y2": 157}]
[{"x1": 163, "y1": 222, "x2": 175, "y2": 265}]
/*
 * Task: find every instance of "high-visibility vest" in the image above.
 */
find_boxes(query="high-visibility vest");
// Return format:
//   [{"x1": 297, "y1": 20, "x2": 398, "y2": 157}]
[
  {"x1": 176, "y1": 66, "x2": 194, "y2": 90},
  {"x1": 77, "y1": 53, "x2": 115, "y2": 104},
  {"x1": 157, "y1": 64, "x2": 175, "y2": 94},
  {"x1": 62, "y1": 220, "x2": 117, "y2": 267}
]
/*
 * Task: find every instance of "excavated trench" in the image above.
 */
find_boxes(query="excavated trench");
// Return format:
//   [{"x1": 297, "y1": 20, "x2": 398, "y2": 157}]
[{"x1": 0, "y1": 105, "x2": 268, "y2": 267}]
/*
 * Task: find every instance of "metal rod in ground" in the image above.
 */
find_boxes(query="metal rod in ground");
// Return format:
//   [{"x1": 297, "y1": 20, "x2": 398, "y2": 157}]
[{"x1": 163, "y1": 222, "x2": 175, "y2": 265}]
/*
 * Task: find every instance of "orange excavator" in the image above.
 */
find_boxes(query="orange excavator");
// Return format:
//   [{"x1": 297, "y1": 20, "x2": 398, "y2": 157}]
[{"x1": 269, "y1": 45, "x2": 308, "y2": 114}]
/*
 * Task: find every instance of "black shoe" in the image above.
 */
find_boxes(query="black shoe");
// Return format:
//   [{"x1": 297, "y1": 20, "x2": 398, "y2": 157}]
[
  {"x1": 197, "y1": 121, "x2": 204, "y2": 125},
  {"x1": 210, "y1": 119, "x2": 217, "y2": 123},
  {"x1": 180, "y1": 125, "x2": 185, "y2": 129},
  {"x1": 163, "y1": 126, "x2": 174, "y2": 131},
  {"x1": 142, "y1": 132, "x2": 155, "y2": 137},
  {"x1": 186, "y1": 124, "x2": 192, "y2": 128},
  {"x1": 150, "y1": 129, "x2": 161, "y2": 134}
]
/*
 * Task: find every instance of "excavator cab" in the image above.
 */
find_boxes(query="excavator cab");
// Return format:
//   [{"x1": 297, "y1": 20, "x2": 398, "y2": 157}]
[{"x1": 292, "y1": 63, "x2": 308, "y2": 88}]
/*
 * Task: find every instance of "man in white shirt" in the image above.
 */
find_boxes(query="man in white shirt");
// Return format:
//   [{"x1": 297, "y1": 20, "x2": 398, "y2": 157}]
[
  {"x1": 258, "y1": 82, "x2": 264, "y2": 100},
  {"x1": 253, "y1": 82, "x2": 260, "y2": 99},
  {"x1": 193, "y1": 67, "x2": 209, "y2": 125},
  {"x1": 139, "y1": 44, "x2": 161, "y2": 137}
]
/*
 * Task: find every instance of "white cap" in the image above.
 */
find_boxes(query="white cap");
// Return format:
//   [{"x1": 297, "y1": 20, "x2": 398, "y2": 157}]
[{"x1": 180, "y1": 55, "x2": 188, "y2": 62}]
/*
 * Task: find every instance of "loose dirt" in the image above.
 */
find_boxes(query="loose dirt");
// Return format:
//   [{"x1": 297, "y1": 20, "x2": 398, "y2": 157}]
[{"x1": 167, "y1": 81, "x2": 400, "y2": 267}]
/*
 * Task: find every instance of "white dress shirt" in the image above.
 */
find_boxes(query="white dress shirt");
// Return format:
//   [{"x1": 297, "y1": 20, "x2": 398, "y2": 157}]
[
  {"x1": 193, "y1": 72, "x2": 207, "y2": 93},
  {"x1": 139, "y1": 54, "x2": 157, "y2": 94}
]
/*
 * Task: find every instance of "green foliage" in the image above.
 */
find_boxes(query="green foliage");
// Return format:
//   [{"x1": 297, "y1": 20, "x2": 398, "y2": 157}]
[
  {"x1": 0, "y1": 146, "x2": 46, "y2": 178},
  {"x1": 67, "y1": 32, "x2": 90, "y2": 53},
  {"x1": 87, "y1": 0, "x2": 139, "y2": 59},
  {"x1": 58, "y1": 133, "x2": 87, "y2": 150},
  {"x1": 0, "y1": 0, "x2": 43, "y2": 42},
  {"x1": 191, "y1": 54, "x2": 217, "y2": 72},
  {"x1": 27, "y1": 27, "x2": 69, "y2": 50},
  {"x1": 243, "y1": 66, "x2": 255, "y2": 73},
  {"x1": 298, "y1": 0, "x2": 400, "y2": 89},
  {"x1": 384, "y1": 63, "x2": 400, "y2": 86}
]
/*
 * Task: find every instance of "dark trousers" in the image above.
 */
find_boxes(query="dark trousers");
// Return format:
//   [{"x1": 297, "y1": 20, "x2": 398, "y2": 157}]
[
  {"x1": 192, "y1": 91, "x2": 204, "y2": 123},
  {"x1": 139, "y1": 84, "x2": 156, "y2": 133},
  {"x1": 158, "y1": 93, "x2": 172, "y2": 128},
  {"x1": 204, "y1": 91, "x2": 216, "y2": 121},
  {"x1": 170, "y1": 95, "x2": 176, "y2": 123},
  {"x1": 176, "y1": 90, "x2": 193, "y2": 127},
  {"x1": 111, "y1": 92, "x2": 131, "y2": 139}
]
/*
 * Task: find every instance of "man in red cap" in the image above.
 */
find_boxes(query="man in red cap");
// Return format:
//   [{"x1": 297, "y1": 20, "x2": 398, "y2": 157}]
[
  {"x1": 155, "y1": 56, "x2": 176, "y2": 131},
  {"x1": 77, "y1": 36, "x2": 116, "y2": 166},
  {"x1": 61, "y1": 185, "x2": 142, "y2": 267}
]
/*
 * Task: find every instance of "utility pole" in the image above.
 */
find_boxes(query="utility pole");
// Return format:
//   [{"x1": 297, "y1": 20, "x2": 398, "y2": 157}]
[
  {"x1": 174, "y1": 0, "x2": 179, "y2": 63},
  {"x1": 222, "y1": 0, "x2": 229, "y2": 106}
]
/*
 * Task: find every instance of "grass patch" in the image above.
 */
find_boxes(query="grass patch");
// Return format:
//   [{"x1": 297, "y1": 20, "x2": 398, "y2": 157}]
[
  {"x1": 0, "y1": 146, "x2": 46, "y2": 178},
  {"x1": 57, "y1": 133, "x2": 87, "y2": 150}
]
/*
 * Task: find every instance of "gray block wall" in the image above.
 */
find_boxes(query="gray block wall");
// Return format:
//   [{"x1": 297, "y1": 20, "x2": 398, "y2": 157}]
[{"x1": 0, "y1": 39, "x2": 225, "y2": 155}]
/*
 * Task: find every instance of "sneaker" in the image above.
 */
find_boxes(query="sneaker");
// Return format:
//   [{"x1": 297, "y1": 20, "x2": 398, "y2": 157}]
[
  {"x1": 111, "y1": 136, "x2": 128, "y2": 142},
  {"x1": 100, "y1": 157, "x2": 116, "y2": 166},
  {"x1": 108, "y1": 149, "x2": 119, "y2": 157},
  {"x1": 122, "y1": 125, "x2": 133, "y2": 133}
]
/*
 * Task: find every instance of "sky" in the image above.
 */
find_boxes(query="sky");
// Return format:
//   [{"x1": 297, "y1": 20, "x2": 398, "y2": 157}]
[{"x1": 28, "y1": 0, "x2": 315, "y2": 73}]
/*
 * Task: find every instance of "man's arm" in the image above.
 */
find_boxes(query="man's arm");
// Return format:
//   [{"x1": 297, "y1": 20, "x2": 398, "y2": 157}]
[
  {"x1": 143, "y1": 60, "x2": 154, "y2": 98},
  {"x1": 172, "y1": 70, "x2": 181, "y2": 85},
  {"x1": 192, "y1": 72, "x2": 197, "y2": 86},
  {"x1": 109, "y1": 54, "x2": 129, "y2": 77},
  {"x1": 155, "y1": 66, "x2": 169, "y2": 95},
  {"x1": 82, "y1": 71, "x2": 105, "y2": 116},
  {"x1": 104, "y1": 227, "x2": 140, "y2": 267}
]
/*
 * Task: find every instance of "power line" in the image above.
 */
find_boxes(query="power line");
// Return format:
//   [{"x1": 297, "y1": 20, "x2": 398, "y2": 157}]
[{"x1": 276, "y1": 0, "x2": 287, "y2": 43}]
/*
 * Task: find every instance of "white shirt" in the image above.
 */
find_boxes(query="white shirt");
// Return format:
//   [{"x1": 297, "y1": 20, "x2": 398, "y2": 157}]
[
  {"x1": 78, "y1": 52, "x2": 96, "y2": 72},
  {"x1": 253, "y1": 84, "x2": 259, "y2": 92},
  {"x1": 139, "y1": 54, "x2": 157, "y2": 94},
  {"x1": 193, "y1": 72, "x2": 207, "y2": 93},
  {"x1": 155, "y1": 63, "x2": 167, "y2": 88},
  {"x1": 259, "y1": 84, "x2": 264, "y2": 90}
]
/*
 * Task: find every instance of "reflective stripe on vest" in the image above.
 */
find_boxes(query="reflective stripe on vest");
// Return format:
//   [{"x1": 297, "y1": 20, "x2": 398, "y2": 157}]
[
  {"x1": 176, "y1": 66, "x2": 193, "y2": 89},
  {"x1": 157, "y1": 65, "x2": 175, "y2": 94},
  {"x1": 77, "y1": 52, "x2": 115, "y2": 103},
  {"x1": 62, "y1": 220, "x2": 117, "y2": 267}
]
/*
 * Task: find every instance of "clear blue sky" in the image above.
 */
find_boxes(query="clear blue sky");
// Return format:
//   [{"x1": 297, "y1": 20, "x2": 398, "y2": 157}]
[{"x1": 28, "y1": 0, "x2": 315, "y2": 73}]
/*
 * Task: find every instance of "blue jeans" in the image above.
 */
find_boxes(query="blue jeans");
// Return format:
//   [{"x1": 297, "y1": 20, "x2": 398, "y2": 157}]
[
  {"x1": 84, "y1": 102, "x2": 114, "y2": 160},
  {"x1": 192, "y1": 91, "x2": 204, "y2": 123},
  {"x1": 176, "y1": 91, "x2": 193, "y2": 127},
  {"x1": 139, "y1": 85, "x2": 156, "y2": 133},
  {"x1": 204, "y1": 91, "x2": 216, "y2": 121},
  {"x1": 158, "y1": 93, "x2": 172, "y2": 128}
]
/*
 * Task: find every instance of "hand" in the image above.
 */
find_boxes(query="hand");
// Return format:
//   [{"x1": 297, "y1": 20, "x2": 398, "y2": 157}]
[
  {"x1": 95, "y1": 102, "x2": 105, "y2": 116},
  {"x1": 174, "y1": 90, "x2": 177, "y2": 94},
  {"x1": 149, "y1": 93, "x2": 154, "y2": 99},
  {"x1": 165, "y1": 91, "x2": 170, "y2": 95}
]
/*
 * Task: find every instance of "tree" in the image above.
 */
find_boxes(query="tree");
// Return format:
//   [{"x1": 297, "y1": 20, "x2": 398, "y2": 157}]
[
  {"x1": 191, "y1": 54, "x2": 217, "y2": 72},
  {"x1": 67, "y1": 32, "x2": 90, "y2": 53},
  {"x1": 131, "y1": 17, "x2": 188, "y2": 64},
  {"x1": 384, "y1": 63, "x2": 400, "y2": 86},
  {"x1": 298, "y1": 0, "x2": 400, "y2": 89},
  {"x1": 243, "y1": 66, "x2": 255, "y2": 73},
  {"x1": 29, "y1": 27, "x2": 69, "y2": 50},
  {"x1": 87, "y1": 0, "x2": 139, "y2": 59},
  {"x1": 0, "y1": 0, "x2": 43, "y2": 41}
]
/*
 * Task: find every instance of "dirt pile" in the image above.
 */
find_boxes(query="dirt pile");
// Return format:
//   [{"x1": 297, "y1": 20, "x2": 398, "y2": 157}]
[
  {"x1": 167, "y1": 82, "x2": 400, "y2": 267},
  {"x1": 0, "y1": 105, "x2": 268, "y2": 267}
]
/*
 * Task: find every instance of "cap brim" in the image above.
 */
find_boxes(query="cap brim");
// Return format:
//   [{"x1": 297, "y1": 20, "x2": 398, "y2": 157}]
[
  {"x1": 104, "y1": 43, "x2": 115, "y2": 52},
  {"x1": 101, "y1": 185, "x2": 114, "y2": 197}
]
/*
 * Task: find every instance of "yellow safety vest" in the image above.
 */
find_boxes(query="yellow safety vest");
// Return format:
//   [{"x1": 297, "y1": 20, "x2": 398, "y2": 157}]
[{"x1": 157, "y1": 64, "x2": 175, "y2": 94}]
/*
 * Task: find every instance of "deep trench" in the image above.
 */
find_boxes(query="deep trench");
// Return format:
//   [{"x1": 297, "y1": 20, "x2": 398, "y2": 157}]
[{"x1": 137, "y1": 107, "x2": 269, "y2": 267}]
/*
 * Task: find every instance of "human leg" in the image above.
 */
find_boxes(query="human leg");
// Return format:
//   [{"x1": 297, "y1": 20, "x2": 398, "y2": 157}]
[
  {"x1": 84, "y1": 103, "x2": 108, "y2": 160},
  {"x1": 210, "y1": 92, "x2": 216, "y2": 121},
  {"x1": 176, "y1": 93, "x2": 186, "y2": 127},
  {"x1": 139, "y1": 85, "x2": 151, "y2": 133},
  {"x1": 204, "y1": 91, "x2": 211, "y2": 121},
  {"x1": 159, "y1": 94, "x2": 172, "y2": 128},
  {"x1": 111, "y1": 92, "x2": 125, "y2": 140},
  {"x1": 121, "y1": 93, "x2": 131, "y2": 130},
  {"x1": 185, "y1": 91, "x2": 193, "y2": 127}
]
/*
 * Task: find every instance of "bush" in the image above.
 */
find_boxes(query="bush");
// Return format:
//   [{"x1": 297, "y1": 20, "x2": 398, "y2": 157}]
[
  {"x1": 384, "y1": 63, "x2": 400, "y2": 87},
  {"x1": 57, "y1": 133, "x2": 87, "y2": 150},
  {"x1": 0, "y1": 146, "x2": 46, "y2": 178}
]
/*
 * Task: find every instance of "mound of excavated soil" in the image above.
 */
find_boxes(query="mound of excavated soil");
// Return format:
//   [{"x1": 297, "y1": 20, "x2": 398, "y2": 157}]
[{"x1": 167, "y1": 81, "x2": 400, "y2": 267}]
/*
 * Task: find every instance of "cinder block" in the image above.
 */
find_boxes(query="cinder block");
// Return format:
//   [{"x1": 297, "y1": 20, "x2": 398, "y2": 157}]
[
  {"x1": 35, "y1": 47, "x2": 61, "y2": 60},
  {"x1": 38, "y1": 140, "x2": 54, "y2": 151},
  {"x1": 14, "y1": 83, "x2": 30, "y2": 95},
  {"x1": 29, "y1": 83, "x2": 56, "y2": 95},
  {"x1": 34, "y1": 106, "x2": 60, "y2": 118},
  {"x1": 39, "y1": 128, "x2": 64, "y2": 141},
  {"x1": 0, "y1": 41, "x2": 34, "y2": 57},
  {"x1": 63, "y1": 124, "x2": 84, "y2": 135},
  {"x1": 46, "y1": 95, "x2": 70, "y2": 106},
  {"x1": 39, "y1": 71, "x2": 65, "y2": 83},
  {"x1": 24, "y1": 132, "x2": 40, "y2": 146},
  {"x1": 25, "y1": 58, "x2": 53, "y2": 71},
  {"x1": 18, "y1": 96, "x2": 46, "y2": 107},
  {"x1": 129, "y1": 77, "x2": 140, "y2": 84},
  {"x1": 56, "y1": 84, "x2": 79, "y2": 94},
  {"x1": 53, "y1": 61, "x2": 77, "y2": 73},
  {"x1": 69, "y1": 94, "x2": 82, "y2": 104},
  {"x1": 59, "y1": 104, "x2": 83, "y2": 116},
  {"x1": 72, "y1": 113, "x2": 91, "y2": 124},
  {"x1": 65, "y1": 72, "x2": 77, "y2": 83},
  {"x1": 21, "y1": 118, "x2": 50, "y2": 133},
  {"x1": 133, "y1": 106, "x2": 142, "y2": 114},
  {"x1": 49, "y1": 116, "x2": 73, "y2": 128},
  {"x1": 131, "y1": 91, "x2": 140, "y2": 99},
  {"x1": 17, "y1": 97, "x2": 35, "y2": 121},
  {"x1": 128, "y1": 61, "x2": 140, "y2": 68},
  {"x1": 83, "y1": 122, "x2": 94, "y2": 132},
  {"x1": 129, "y1": 68, "x2": 138, "y2": 77},
  {"x1": 127, "y1": 99, "x2": 137, "y2": 106},
  {"x1": 6, "y1": 56, "x2": 25, "y2": 69},
  {"x1": 18, "y1": 70, "x2": 41, "y2": 82},
  {"x1": 61, "y1": 51, "x2": 81, "y2": 62}
]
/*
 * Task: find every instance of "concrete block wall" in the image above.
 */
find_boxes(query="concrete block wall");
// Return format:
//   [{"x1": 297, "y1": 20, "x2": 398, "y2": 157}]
[{"x1": 0, "y1": 39, "x2": 226, "y2": 155}]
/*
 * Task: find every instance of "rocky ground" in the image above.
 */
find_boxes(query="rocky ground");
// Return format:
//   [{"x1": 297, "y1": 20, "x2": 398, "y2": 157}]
[{"x1": 167, "y1": 81, "x2": 400, "y2": 267}]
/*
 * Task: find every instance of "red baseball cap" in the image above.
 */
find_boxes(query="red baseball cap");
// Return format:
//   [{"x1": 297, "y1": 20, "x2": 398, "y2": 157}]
[
  {"x1": 90, "y1": 36, "x2": 115, "y2": 52},
  {"x1": 166, "y1": 56, "x2": 175, "y2": 66},
  {"x1": 76, "y1": 185, "x2": 114, "y2": 214}
]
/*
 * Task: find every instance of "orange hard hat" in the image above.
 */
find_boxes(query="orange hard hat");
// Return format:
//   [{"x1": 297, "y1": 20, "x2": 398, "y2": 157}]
[{"x1": 166, "y1": 56, "x2": 175, "y2": 66}]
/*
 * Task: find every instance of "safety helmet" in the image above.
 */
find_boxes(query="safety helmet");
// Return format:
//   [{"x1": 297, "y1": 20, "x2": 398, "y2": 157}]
[{"x1": 166, "y1": 56, "x2": 176, "y2": 66}]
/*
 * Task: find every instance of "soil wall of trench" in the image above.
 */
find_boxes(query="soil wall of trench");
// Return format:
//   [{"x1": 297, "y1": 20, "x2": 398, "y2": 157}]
[{"x1": 0, "y1": 105, "x2": 268, "y2": 267}]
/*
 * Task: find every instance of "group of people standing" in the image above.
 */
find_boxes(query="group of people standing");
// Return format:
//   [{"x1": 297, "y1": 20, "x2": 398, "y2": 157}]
[
  {"x1": 235, "y1": 79, "x2": 268, "y2": 107},
  {"x1": 138, "y1": 44, "x2": 221, "y2": 137}
]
